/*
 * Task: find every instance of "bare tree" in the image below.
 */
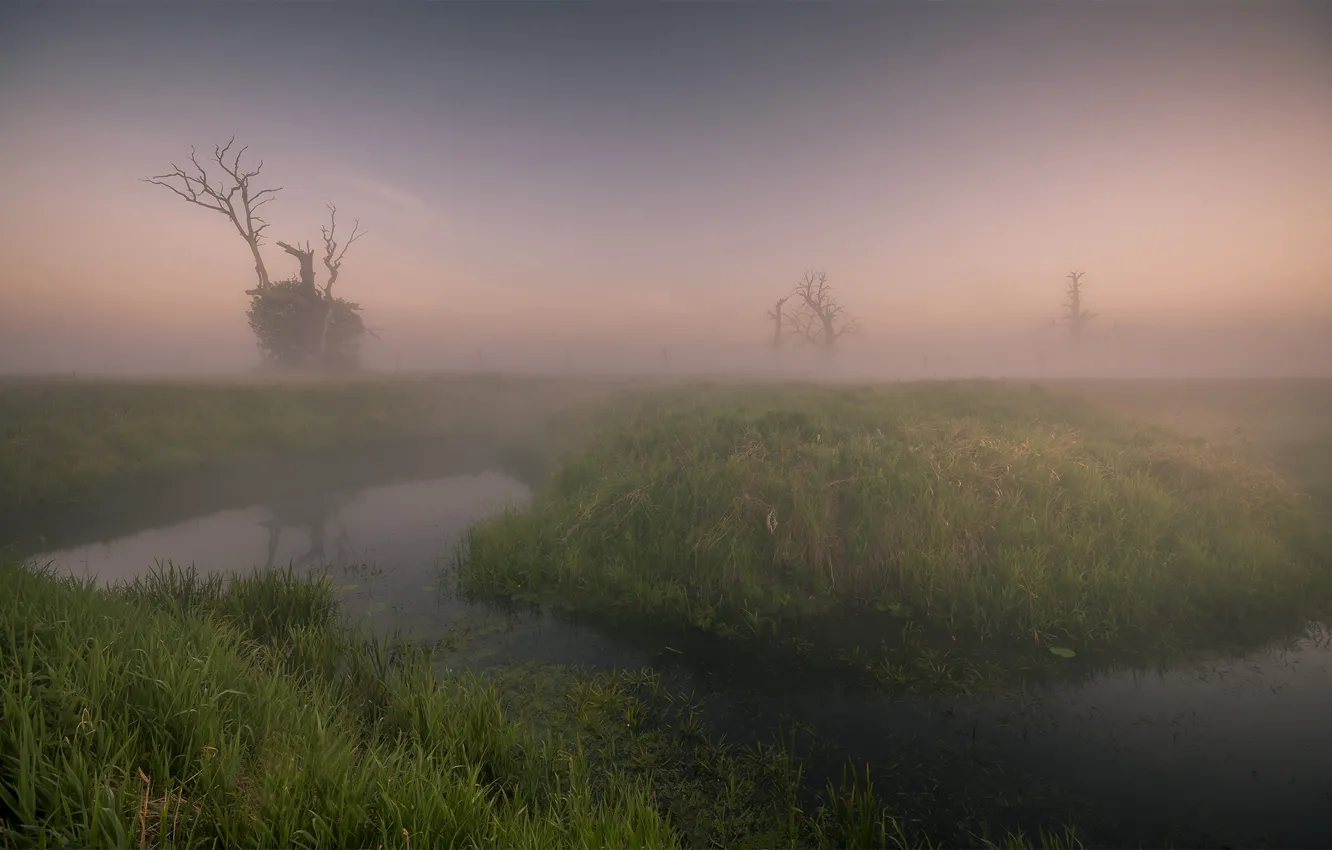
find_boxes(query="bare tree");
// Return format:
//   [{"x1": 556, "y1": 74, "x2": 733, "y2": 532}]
[
  {"x1": 267, "y1": 206, "x2": 367, "y2": 366},
  {"x1": 320, "y1": 205, "x2": 365, "y2": 298},
  {"x1": 767, "y1": 295, "x2": 791, "y2": 349},
  {"x1": 147, "y1": 140, "x2": 371, "y2": 369},
  {"x1": 317, "y1": 204, "x2": 366, "y2": 359},
  {"x1": 143, "y1": 137, "x2": 282, "y2": 294},
  {"x1": 1059, "y1": 270, "x2": 1097, "y2": 343},
  {"x1": 789, "y1": 270, "x2": 858, "y2": 353}
]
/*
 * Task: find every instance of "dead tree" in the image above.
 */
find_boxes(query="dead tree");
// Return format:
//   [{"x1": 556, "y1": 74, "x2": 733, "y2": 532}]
[
  {"x1": 789, "y1": 270, "x2": 858, "y2": 353},
  {"x1": 261, "y1": 206, "x2": 368, "y2": 363},
  {"x1": 1059, "y1": 270, "x2": 1097, "y2": 343},
  {"x1": 317, "y1": 204, "x2": 366, "y2": 359},
  {"x1": 276, "y1": 239, "x2": 317, "y2": 294},
  {"x1": 767, "y1": 295, "x2": 791, "y2": 348},
  {"x1": 143, "y1": 137, "x2": 282, "y2": 294},
  {"x1": 146, "y1": 140, "x2": 370, "y2": 369}
]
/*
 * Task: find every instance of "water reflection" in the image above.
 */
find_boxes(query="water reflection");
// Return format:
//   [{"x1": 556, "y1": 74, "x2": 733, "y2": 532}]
[
  {"x1": 259, "y1": 491, "x2": 354, "y2": 572},
  {"x1": 37, "y1": 472, "x2": 523, "y2": 590},
  {"x1": 33, "y1": 472, "x2": 656, "y2": 671}
]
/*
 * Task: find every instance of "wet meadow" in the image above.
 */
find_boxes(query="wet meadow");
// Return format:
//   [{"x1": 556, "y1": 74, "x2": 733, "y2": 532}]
[{"x1": 3, "y1": 374, "x2": 1330, "y2": 848}]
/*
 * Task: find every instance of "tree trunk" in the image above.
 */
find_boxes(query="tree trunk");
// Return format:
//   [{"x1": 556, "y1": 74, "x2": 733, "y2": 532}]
[
  {"x1": 248, "y1": 240, "x2": 271, "y2": 291},
  {"x1": 318, "y1": 298, "x2": 336, "y2": 367}
]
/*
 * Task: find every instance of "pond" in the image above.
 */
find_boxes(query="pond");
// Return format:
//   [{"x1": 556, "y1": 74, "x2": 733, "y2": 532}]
[{"x1": 29, "y1": 472, "x2": 1332, "y2": 848}]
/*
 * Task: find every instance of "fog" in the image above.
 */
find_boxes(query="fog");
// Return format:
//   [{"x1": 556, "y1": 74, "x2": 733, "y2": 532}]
[{"x1": 2, "y1": 2, "x2": 1330, "y2": 379}]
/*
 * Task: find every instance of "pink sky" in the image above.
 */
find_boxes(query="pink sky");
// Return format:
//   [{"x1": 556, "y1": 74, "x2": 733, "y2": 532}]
[{"x1": 1, "y1": 3, "x2": 1329, "y2": 375}]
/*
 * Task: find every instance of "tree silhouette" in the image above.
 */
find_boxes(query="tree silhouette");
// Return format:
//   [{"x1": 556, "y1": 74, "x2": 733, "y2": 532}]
[
  {"x1": 145, "y1": 140, "x2": 370, "y2": 370},
  {"x1": 767, "y1": 295, "x2": 791, "y2": 349},
  {"x1": 787, "y1": 270, "x2": 858, "y2": 353},
  {"x1": 1058, "y1": 270, "x2": 1097, "y2": 343}
]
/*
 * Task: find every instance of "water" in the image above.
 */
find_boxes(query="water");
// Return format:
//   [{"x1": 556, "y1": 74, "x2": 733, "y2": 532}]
[
  {"x1": 30, "y1": 473, "x2": 1332, "y2": 848},
  {"x1": 718, "y1": 632, "x2": 1332, "y2": 847},
  {"x1": 33, "y1": 472, "x2": 655, "y2": 673}
]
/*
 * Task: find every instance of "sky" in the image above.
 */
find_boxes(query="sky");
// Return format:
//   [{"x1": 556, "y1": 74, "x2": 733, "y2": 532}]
[{"x1": 1, "y1": 1, "x2": 1330, "y2": 376}]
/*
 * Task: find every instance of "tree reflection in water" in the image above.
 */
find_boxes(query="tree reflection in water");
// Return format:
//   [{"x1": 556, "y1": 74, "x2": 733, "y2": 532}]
[{"x1": 259, "y1": 491, "x2": 354, "y2": 572}]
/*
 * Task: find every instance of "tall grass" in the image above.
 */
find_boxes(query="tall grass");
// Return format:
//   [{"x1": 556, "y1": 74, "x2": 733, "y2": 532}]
[
  {"x1": 1, "y1": 560, "x2": 1082, "y2": 848},
  {"x1": 462, "y1": 383, "x2": 1331, "y2": 679},
  {"x1": 0, "y1": 561, "x2": 674, "y2": 848}
]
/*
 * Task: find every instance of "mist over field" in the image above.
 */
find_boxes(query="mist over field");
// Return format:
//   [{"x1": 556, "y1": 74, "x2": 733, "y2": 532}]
[
  {"x1": 5, "y1": 3, "x2": 1332, "y2": 848},
  {"x1": 1, "y1": 1, "x2": 1330, "y2": 378}
]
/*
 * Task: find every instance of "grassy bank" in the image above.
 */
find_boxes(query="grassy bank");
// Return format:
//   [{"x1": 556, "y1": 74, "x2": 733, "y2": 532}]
[
  {"x1": 0, "y1": 561, "x2": 1077, "y2": 848},
  {"x1": 0, "y1": 375, "x2": 633, "y2": 554},
  {"x1": 462, "y1": 382, "x2": 1332, "y2": 690},
  {"x1": 0, "y1": 375, "x2": 629, "y2": 515},
  {"x1": 0, "y1": 561, "x2": 671, "y2": 848}
]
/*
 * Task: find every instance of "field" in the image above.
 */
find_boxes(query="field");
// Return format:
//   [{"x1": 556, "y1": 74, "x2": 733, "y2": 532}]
[
  {"x1": 0, "y1": 374, "x2": 621, "y2": 553},
  {"x1": 3, "y1": 374, "x2": 1330, "y2": 847},
  {"x1": 463, "y1": 380, "x2": 1332, "y2": 691}
]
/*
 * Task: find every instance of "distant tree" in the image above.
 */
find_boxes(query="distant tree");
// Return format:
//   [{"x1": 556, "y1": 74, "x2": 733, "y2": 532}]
[
  {"x1": 252, "y1": 204, "x2": 369, "y2": 370},
  {"x1": 1058, "y1": 270, "x2": 1097, "y2": 343},
  {"x1": 787, "y1": 270, "x2": 858, "y2": 354},
  {"x1": 144, "y1": 139, "x2": 370, "y2": 370},
  {"x1": 767, "y1": 295, "x2": 791, "y2": 349}
]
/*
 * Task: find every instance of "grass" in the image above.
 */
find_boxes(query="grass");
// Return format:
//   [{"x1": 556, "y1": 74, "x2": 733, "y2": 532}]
[
  {"x1": 0, "y1": 560, "x2": 682, "y2": 848},
  {"x1": 7, "y1": 373, "x2": 1326, "y2": 845},
  {"x1": 462, "y1": 381, "x2": 1332, "y2": 690},
  {"x1": 0, "y1": 375, "x2": 630, "y2": 555},
  {"x1": 1062, "y1": 378, "x2": 1332, "y2": 516},
  {"x1": 0, "y1": 374, "x2": 627, "y2": 517},
  {"x1": 0, "y1": 560, "x2": 1077, "y2": 848}
]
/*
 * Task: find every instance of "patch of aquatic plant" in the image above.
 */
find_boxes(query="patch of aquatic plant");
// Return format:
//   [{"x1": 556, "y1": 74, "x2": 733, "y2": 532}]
[
  {"x1": 480, "y1": 664, "x2": 801, "y2": 848},
  {"x1": 477, "y1": 663, "x2": 1083, "y2": 849},
  {"x1": 463, "y1": 383, "x2": 1332, "y2": 689}
]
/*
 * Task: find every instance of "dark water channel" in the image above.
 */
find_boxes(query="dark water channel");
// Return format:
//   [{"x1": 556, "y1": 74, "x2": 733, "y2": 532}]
[{"x1": 28, "y1": 472, "x2": 1332, "y2": 848}]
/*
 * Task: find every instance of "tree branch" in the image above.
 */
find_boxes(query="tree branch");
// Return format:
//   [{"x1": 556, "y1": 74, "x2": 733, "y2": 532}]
[
  {"x1": 144, "y1": 138, "x2": 284, "y2": 292},
  {"x1": 787, "y1": 270, "x2": 855, "y2": 349},
  {"x1": 319, "y1": 203, "x2": 366, "y2": 299}
]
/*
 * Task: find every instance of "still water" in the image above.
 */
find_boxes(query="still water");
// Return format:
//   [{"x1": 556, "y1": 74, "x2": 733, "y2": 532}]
[{"x1": 31, "y1": 473, "x2": 1332, "y2": 848}]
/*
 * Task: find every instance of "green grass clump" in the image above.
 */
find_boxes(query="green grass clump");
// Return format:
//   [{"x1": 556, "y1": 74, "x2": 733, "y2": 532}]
[
  {"x1": 0, "y1": 561, "x2": 676, "y2": 849},
  {"x1": 462, "y1": 382, "x2": 1331, "y2": 682}
]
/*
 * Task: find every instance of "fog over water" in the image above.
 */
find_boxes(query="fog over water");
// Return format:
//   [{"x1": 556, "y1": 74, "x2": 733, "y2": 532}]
[{"x1": 1, "y1": 2, "x2": 1330, "y2": 378}]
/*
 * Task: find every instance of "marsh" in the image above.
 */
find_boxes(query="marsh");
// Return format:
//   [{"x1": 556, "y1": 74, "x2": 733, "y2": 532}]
[
  {"x1": 3, "y1": 1, "x2": 1331, "y2": 845},
  {"x1": 5, "y1": 376, "x2": 1330, "y2": 848}
]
